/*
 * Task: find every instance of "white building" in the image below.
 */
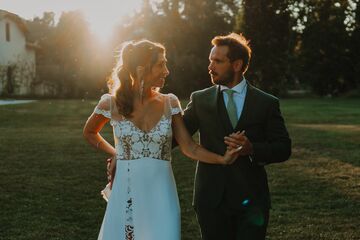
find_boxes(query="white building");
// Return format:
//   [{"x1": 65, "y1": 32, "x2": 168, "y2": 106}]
[{"x1": 0, "y1": 9, "x2": 38, "y2": 96}]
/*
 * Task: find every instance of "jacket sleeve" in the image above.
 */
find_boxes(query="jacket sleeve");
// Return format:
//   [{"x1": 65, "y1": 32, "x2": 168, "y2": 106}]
[
  {"x1": 182, "y1": 92, "x2": 200, "y2": 136},
  {"x1": 172, "y1": 92, "x2": 200, "y2": 148},
  {"x1": 251, "y1": 99, "x2": 291, "y2": 165}
]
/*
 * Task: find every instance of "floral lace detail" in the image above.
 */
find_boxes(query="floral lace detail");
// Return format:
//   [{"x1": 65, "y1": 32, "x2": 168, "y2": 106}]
[
  {"x1": 125, "y1": 224, "x2": 134, "y2": 240},
  {"x1": 93, "y1": 94, "x2": 112, "y2": 119},
  {"x1": 171, "y1": 107, "x2": 182, "y2": 115},
  {"x1": 94, "y1": 107, "x2": 111, "y2": 119},
  {"x1": 112, "y1": 115, "x2": 172, "y2": 161},
  {"x1": 168, "y1": 93, "x2": 183, "y2": 116},
  {"x1": 125, "y1": 162, "x2": 134, "y2": 240}
]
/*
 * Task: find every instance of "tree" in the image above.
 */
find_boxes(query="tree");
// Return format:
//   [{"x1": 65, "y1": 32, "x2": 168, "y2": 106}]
[
  {"x1": 346, "y1": 0, "x2": 360, "y2": 95},
  {"x1": 299, "y1": 0, "x2": 355, "y2": 96},
  {"x1": 26, "y1": 11, "x2": 57, "y2": 63},
  {"x1": 26, "y1": 12, "x2": 60, "y2": 95},
  {"x1": 54, "y1": 11, "x2": 100, "y2": 97},
  {"x1": 236, "y1": 0, "x2": 292, "y2": 96}
]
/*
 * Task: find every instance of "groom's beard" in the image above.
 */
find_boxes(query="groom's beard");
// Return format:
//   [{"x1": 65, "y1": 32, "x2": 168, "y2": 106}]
[{"x1": 211, "y1": 69, "x2": 235, "y2": 86}]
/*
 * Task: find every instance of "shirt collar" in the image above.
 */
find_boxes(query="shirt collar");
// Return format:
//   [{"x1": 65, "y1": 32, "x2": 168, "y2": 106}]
[{"x1": 219, "y1": 78, "x2": 247, "y2": 94}]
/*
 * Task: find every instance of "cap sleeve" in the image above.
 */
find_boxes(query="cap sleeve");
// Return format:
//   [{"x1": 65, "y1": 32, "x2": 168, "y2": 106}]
[
  {"x1": 168, "y1": 93, "x2": 183, "y2": 115},
  {"x1": 93, "y1": 94, "x2": 111, "y2": 119}
]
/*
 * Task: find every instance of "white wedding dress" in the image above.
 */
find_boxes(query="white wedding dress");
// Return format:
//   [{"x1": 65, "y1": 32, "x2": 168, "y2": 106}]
[{"x1": 93, "y1": 93, "x2": 181, "y2": 240}]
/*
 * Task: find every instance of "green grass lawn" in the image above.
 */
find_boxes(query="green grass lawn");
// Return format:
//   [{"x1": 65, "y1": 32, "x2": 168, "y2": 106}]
[{"x1": 0, "y1": 98, "x2": 359, "y2": 240}]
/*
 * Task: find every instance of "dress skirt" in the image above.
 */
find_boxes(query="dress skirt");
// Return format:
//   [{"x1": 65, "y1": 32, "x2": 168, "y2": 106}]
[{"x1": 97, "y1": 158, "x2": 181, "y2": 240}]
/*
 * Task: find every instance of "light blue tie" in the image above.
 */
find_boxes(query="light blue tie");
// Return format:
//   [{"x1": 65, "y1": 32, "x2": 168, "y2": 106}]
[{"x1": 224, "y1": 89, "x2": 238, "y2": 128}]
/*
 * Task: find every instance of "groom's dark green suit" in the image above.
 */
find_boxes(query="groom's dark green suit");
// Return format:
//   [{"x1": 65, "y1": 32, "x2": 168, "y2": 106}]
[{"x1": 182, "y1": 82, "x2": 291, "y2": 239}]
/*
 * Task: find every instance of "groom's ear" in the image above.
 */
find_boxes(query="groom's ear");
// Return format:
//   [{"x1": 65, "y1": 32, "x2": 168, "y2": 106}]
[{"x1": 232, "y1": 59, "x2": 243, "y2": 73}]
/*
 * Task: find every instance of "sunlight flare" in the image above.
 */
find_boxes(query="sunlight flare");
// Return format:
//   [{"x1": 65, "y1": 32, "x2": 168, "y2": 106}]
[{"x1": 1, "y1": 0, "x2": 144, "y2": 40}]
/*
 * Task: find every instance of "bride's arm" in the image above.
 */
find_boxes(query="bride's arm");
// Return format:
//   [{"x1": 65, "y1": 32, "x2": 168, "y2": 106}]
[
  {"x1": 172, "y1": 114, "x2": 237, "y2": 165},
  {"x1": 83, "y1": 113, "x2": 116, "y2": 157}
]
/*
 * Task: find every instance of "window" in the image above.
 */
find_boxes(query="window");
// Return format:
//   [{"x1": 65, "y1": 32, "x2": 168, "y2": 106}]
[{"x1": 6, "y1": 22, "x2": 10, "y2": 42}]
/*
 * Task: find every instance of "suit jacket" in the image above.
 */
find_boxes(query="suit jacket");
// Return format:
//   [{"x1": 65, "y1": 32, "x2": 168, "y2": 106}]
[{"x1": 182, "y1": 82, "x2": 291, "y2": 209}]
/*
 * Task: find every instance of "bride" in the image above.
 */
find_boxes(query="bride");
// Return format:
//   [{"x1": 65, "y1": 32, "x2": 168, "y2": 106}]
[{"x1": 83, "y1": 40, "x2": 241, "y2": 240}]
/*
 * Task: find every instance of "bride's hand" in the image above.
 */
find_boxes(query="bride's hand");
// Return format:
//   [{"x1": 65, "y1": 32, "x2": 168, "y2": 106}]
[{"x1": 223, "y1": 146, "x2": 242, "y2": 164}]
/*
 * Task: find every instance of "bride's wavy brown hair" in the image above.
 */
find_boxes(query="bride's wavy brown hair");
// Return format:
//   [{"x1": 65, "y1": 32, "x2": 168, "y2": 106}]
[{"x1": 109, "y1": 40, "x2": 165, "y2": 118}]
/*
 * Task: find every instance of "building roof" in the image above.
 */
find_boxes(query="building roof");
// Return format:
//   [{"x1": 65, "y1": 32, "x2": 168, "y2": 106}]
[
  {"x1": 0, "y1": 9, "x2": 40, "y2": 50},
  {"x1": 0, "y1": 9, "x2": 29, "y2": 35}
]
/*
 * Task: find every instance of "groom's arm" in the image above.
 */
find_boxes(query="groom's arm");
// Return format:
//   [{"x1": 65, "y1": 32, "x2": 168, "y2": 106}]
[
  {"x1": 251, "y1": 98, "x2": 291, "y2": 165},
  {"x1": 225, "y1": 97, "x2": 291, "y2": 165},
  {"x1": 183, "y1": 92, "x2": 200, "y2": 136},
  {"x1": 172, "y1": 92, "x2": 199, "y2": 148}
]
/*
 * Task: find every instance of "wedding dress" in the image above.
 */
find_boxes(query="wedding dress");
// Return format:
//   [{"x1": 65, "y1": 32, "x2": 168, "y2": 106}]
[{"x1": 93, "y1": 93, "x2": 182, "y2": 240}]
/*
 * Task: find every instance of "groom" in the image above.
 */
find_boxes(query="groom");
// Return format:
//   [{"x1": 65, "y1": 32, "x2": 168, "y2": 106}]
[{"x1": 182, "y1": 33, "x2": 291, "y2": 239}]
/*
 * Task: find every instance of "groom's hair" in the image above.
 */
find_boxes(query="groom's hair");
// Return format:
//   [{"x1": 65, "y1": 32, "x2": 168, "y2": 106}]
[{"x1": 211, "y1": 33, "x2": 251, "y2": 74}]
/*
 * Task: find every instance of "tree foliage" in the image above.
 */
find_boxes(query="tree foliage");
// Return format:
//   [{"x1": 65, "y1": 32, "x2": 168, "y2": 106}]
[
  {"x1": 236, "y1": 0, "x2": 291, "y2": 95},
  {"x1": 110, "y1": 0, "x2": 241, "y2": 97},
  {"x1": 25, "y1": 0, "x2": 359, "y2": 97},
  {"x1": 27, "y1": 11, "x2": 111, "y2": 97},
  {"x1": 297, "y1": 0, "x2": 359, "y2": 96}
]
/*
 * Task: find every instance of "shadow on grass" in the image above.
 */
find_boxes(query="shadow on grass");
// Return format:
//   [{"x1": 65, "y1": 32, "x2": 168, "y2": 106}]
[
  {"x1": 267, "y1": 156, "x2": 360, "y2": 240},
  {"x1": 288, "y1": 126, "x2": 360, "y2": 167}
]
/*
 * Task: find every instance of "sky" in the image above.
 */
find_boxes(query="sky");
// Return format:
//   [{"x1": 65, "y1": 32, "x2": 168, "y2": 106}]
[{"x1": 0, "y1": 0, "x2": 143, "y2": 39}]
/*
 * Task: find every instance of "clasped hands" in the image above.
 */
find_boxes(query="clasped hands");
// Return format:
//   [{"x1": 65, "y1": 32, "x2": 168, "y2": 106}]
[
  {"x1": 223, "y1": 130, "x2": 254, "y2": 165},
  {"x1": 106, "y1": 131, "x2": 254, "y2": 186}
]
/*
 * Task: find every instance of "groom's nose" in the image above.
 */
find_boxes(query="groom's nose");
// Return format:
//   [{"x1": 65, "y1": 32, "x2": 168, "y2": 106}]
[{"x1": 208, "y1": 62, "x2": 214, "y2": 71}]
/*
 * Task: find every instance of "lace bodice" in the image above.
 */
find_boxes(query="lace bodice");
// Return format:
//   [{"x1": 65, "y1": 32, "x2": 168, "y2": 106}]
[{"x1": 93, "y1": 93, "x2": 182, "y2": 161}]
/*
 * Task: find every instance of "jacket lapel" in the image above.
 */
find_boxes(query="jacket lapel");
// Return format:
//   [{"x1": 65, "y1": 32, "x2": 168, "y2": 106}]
[
  {"x1": 209, "y1": 82, "x2": 255, "y2": 135},
  {"x1": 209, "y1": 85, "x2": 220, "y2": 113}
]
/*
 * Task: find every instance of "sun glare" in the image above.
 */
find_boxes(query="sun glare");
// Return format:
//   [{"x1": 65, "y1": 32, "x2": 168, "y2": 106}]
[
  {"x1": 1, "y1": 0, "x2": 144, "y2": 41},
  {"x1": 81, "y1": 1, "x2": 143, "y2": 41}
]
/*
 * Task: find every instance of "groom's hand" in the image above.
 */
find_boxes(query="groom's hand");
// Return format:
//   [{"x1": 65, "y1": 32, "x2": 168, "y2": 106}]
[{"x1": 224, "y1": 131, "x2": 253, "y2": 156}]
